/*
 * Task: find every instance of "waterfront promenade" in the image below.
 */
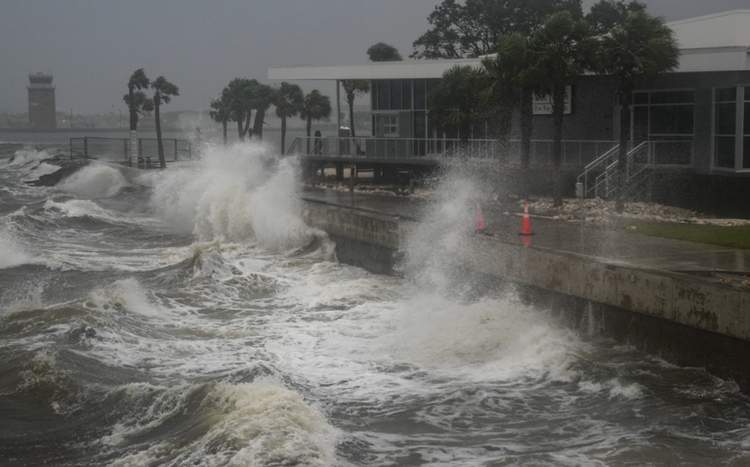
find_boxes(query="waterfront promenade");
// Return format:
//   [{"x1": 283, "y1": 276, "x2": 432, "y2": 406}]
[{"x1": 302, "y1": 189, "x2": 750, "y2": 276}]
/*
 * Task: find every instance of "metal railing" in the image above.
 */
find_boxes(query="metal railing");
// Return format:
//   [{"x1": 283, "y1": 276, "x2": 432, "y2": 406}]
[
  {"x1": 288, "y1": 136, "x2": 616, "y2": 168},
  {"x1": 69, "y1": 136, "x2": 192, "y2": 167},
  {"x1": 581, "y1": 139, "x2": 693, "y2": 200}
]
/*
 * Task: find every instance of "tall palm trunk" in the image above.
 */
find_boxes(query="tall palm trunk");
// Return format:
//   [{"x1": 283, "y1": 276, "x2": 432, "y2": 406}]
[
  {"x1": 253, "y1": 108, "x2": 266, "y2": 140},
  {"x1": 347, "y1": 96, "x2": 356, "y2": 137},
  {"x1": 237, "y1": 119, "x2": 244, "y2": 141},
  {"x1": 280, "y1": 116, "x2": 287, "y2": 155},
  {"x1": 551, "y1": 83, "x2": 565, "y2": 207},
  {"x1": 616, "y1": 89, "x2": 631, "y2": 212},
  {"x1": 520, "y1": 87, "x2": 533, "y2": 197},
  {"x1": 306, "y1": 116, "x2": 312, "y2": 154},
  {"x1": 128, "y1": 86, "x2": 137, "y2": 167},
  {"x1": 154, "y1": 94, "x2": 166, "y2": 169}
]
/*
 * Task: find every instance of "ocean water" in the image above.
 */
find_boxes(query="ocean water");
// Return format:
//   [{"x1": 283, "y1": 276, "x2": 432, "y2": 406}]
[{"x1": 1, "y1": 141, "x2": 750, "y2": 466}]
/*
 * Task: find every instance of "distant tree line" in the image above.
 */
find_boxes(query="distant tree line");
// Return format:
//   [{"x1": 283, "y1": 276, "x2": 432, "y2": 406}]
[{"x1": 413, "y1": 0, "x2": 679, "y2": 209}]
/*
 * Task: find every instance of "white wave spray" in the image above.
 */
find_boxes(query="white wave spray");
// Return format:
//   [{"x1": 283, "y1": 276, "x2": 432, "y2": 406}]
[
  {"x1": 58, "y1": 164, "x2": 128, "y2": 198},
  {"x1": 146, "y1": 142, "x2": 317, "y2": 250}
]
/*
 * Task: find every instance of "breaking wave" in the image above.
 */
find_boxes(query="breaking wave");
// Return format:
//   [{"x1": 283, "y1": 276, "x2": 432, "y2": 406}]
[
  {"x1": 58, "y1": 164, "x2": 128, "y2": 199},
  {"x1": 146, "y1": 142, "x2": 318, "y2": 250}
]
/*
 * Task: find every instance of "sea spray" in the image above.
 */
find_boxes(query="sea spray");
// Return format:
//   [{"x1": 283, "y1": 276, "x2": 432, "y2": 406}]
[
  {"x1": 0, "y1": 227, "x2": 34, "y2": 269},
  {"x1": 58, "y1": 163, "x2": 128, "y2": 199},
  {"x1": 146, "y1": 142, "x2": 316, "y2": 249}
]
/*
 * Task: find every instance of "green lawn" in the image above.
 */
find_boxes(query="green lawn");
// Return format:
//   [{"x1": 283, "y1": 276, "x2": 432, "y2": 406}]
[{"x1": 628, "y1": 222, "x2": 750, "y2": 249}]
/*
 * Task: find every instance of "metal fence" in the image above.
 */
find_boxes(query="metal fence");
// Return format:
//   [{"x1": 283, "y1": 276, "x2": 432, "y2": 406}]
[
  {"x1": 69, "y1": 136, "x2": 192, "y2": 166},
  {"x1": 288, "y1": 136, "x2": 616, "y2": 168}
]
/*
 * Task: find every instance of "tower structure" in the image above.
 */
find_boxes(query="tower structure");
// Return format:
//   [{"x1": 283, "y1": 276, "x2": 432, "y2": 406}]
[{"x1": 27, "y1": 73, "x2": 56, "y2": 129}]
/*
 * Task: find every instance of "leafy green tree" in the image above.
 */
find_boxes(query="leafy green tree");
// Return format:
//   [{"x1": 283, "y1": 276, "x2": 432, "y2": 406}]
[
  {"x1": 300, "y1": 90, "x2": 332, "y2": 153},
  {"x1": 150, "y1": 76, "x2": 179, "y2": 168},
  {"x1": 587, "y1": 0, "x2": 679, "y2": 210},
  {"x1": 209, "y1": 92, "x2": 232, "y2": 145},
  {"x1": 340, "y1": 80, "x2": 369, "y2": 137},
  {"x1": 430, "y1": 65, "x2": 489, "y2": 143},
  {"x1": 530, "y1": 11, "x2": 590, "y2": 206},
  {"x1": 367, "y1": 42, "x2": 402, "y2": 61},
  {"x1": 412, "y1": 0, "x2": 582, "y2": 58},
  {"x1": 274, "y1": 82, "x2": 304, "y2": 154}
]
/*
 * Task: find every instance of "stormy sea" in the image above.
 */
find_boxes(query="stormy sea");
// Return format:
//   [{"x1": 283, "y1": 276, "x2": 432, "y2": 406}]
[{"x1": 2, "y1": 141, "x2": 750, "y2": 466}]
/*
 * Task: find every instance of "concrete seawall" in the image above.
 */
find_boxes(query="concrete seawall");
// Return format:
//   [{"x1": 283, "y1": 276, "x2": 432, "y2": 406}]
[{"x1": 302, "y1": 197, "x2": 750, "y2": 390}]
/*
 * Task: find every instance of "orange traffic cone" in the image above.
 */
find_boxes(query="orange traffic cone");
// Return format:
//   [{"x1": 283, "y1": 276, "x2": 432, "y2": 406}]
[
  {"x1": 519, "y1": 201, "x2": 534, "y2": 236},
  {"x1": 474, "y1": 203, "x2": 487, "y2": 234}
]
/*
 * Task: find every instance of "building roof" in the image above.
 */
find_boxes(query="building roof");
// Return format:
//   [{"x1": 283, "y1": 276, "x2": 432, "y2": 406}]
[
  {"x1": 268, "y1": 57, "x2": 484, "y2": 81},
  {"x1": 269, "y1": 10, "x2": 750, "y2": 81},
  {"x1": 668, "y1": 10, "x2": 750, "y2": 50}
]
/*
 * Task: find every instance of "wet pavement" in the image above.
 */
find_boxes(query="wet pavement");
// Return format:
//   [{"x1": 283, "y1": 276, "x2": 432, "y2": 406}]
[{"x1": 302, "y1": 189, "x2": 750, "y2": 275}]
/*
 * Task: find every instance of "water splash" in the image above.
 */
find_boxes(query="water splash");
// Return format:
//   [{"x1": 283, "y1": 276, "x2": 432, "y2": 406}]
[
  {"x1": 58, "y1": 164, "x2": 128, "y2": 199},
  {"x1": 146, "y1": 142, "x2": 317, "y2": 250}
]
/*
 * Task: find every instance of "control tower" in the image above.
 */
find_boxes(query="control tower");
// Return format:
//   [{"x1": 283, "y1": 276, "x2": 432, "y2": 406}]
[{"x1": 27, "y1": 73, "x2": 56, "y2": 129}]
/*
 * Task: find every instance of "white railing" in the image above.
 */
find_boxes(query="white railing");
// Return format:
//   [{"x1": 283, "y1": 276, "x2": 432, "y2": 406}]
[
  {"x1": 578, "y1": 139, "x2": 694, "y2": 199},
  {"x1": 288, "y1": 136, "x2": 616, "y2": 167}
]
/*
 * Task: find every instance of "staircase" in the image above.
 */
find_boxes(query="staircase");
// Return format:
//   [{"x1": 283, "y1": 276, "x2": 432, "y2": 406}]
[{"x1": 576, "y1": 141, "x2": 653, "y2": 200}]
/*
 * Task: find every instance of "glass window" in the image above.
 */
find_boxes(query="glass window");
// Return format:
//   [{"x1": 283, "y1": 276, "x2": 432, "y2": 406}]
[
  {"x1": 745, "y1": 102, "x2": 750, "y2": 135},
  {"x1": 715, "y1": 137, "x2": 736, "y2": 168},
  {"x1": 414, "y1": 80, "x2": 426, "y2": 110},
  {"x1": 650, "y1": 90, "x2": 694, "y2": 104},
  {"x1": 716, "y1": 87, "x2": 737, "y2": 102},
  {"x1": 633, "y1": 92, "x2": 649, "y2": 105},
  {"x1": 744, "y1": 137, "x2": 750, "y2": 169},
  {"x1": 402, "y1": 80, "x2": 412, "y2": 109},
  {"x1": 650, "y1": 106, "x2": 693, "y2": 135},
  {"x1": 716, "y1": 102, "x2": 736, "y2": 135},
  {"x1": 374, "y1": 114, "x2": 399, "y2": 137},
  {"x1": 390, "y1": 80, "x2": 402, "y2": 109},
  {"x1": 373, "y1": 81, "x2": 389, "y2": 110}
]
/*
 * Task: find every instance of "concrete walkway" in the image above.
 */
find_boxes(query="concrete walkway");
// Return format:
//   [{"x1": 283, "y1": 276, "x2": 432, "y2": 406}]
[{"x1": 302, "y1": 189, "x2": 750, "y2": 275}]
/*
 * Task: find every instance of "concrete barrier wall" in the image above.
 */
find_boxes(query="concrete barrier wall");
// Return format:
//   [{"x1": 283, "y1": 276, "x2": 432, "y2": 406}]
[{"x1": 302, "y1": 198, "x2": 750, "y2": 342}]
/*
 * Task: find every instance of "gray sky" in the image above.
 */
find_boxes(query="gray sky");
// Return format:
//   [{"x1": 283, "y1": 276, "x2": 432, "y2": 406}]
[{"x1": 1, "y1": 0, "x2": 748, "y2": 114}]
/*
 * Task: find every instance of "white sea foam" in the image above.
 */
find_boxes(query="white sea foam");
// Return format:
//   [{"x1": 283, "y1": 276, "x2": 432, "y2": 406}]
[
  {"x1": 58, "y1": 164, "x2": 128, "y2": 198},
  {"x1": 87, "y1": 278, "x2": 162, "y2": 319},
  {"x1": 0, "y1": 227, "x2": 34, "y2": 269},
  {"x1": 5, "y1": 148, "x2": 51, "y2": 168},
  {"x1": 43, "y1": 198, "x2": 121, "y2": 222},
  {"x1": 105, "y1": 381, "x2": 337, "y2": 467},
  {"x1": 146, "y1": 142, "x2": 317, "y2": 250}
]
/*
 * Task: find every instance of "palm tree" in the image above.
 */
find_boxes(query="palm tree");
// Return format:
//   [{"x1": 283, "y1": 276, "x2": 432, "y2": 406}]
[
  {"x1": 587, "y1": 0, "x2": 679, "y2": 211},
  {"x1": 300, "y1": 90, "x2": 332, "y2": 153},
  {"x1": 430, "y1": 65, "x2": 489, "y2": 144},
  {"x1": 274, "y1": 82, "x2": 304, "y2": 154},
  {"x1": 126, "y1": 68, "x2": 150, "y2": 165},
  {"x1": 340, "y1": 80, "x2": 369, "y2": 137},
  {"x1": 482, "y1": 33, "x2": 532, "y2": 159},
  {"x1": 250, "y1": 83, "x2": 275, "y2": 140},
  {"x1": 151, "y1": 76, "x2": 179, "y2": 168},
  {"x1": 530, "y1": 11, "x2": 590, "y2": 206},
  {"x1": 209, "y1": 92, "x2": 231, "y2": 145},
  {"x1": 224, "y1": 78, "x2": 254, "y2": 141}
]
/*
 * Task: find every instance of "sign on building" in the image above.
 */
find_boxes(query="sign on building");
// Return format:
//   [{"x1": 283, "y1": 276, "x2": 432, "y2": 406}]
[{"x1": 533, "y1": 85, "x2": 573, "y2": 115}]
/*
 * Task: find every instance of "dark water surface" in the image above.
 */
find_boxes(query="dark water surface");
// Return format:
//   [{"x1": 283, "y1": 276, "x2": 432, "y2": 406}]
[{"x1": 1, "y1": 142, "x2": 750, "y2": 466}]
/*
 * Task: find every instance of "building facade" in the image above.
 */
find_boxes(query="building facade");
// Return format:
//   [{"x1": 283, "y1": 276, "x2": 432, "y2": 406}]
[
  {"x1": 27, "y1": 72, "x2": 56, "y2": 129},
  {"x1": 269, "y1": 10, "x2": 750, "y2": 213}
]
